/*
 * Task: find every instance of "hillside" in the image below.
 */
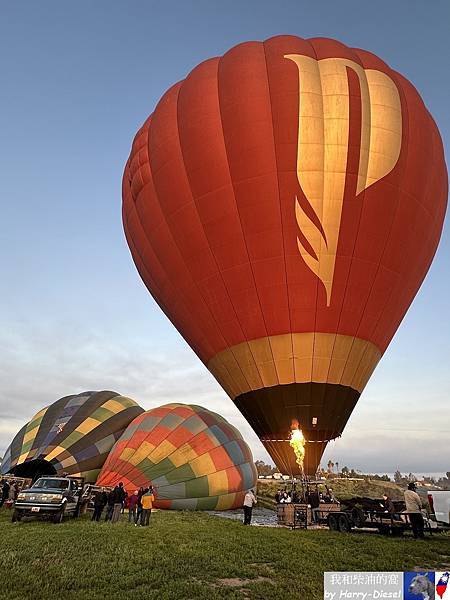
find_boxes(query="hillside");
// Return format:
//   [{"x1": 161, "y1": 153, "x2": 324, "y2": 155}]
[{"x1": 257, "y1": 477, "x2": 408, "y2": 503}]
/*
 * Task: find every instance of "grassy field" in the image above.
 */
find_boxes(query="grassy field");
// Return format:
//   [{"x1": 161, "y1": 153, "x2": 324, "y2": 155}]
[{"x1": 1, "y1": 508, "x2": 449, "y2": 600}]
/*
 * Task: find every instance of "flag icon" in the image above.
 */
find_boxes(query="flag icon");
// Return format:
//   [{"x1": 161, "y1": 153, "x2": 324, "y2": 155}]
[{"x1": 437, "y1": 572, "x2": 449, "y2": 599}]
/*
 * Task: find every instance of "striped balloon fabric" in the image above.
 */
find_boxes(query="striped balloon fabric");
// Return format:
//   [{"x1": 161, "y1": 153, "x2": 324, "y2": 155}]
[
  {"x1": 1, "y1": 391, "x2": 143, "y2": 482},
  {"x1": 97, "y1": 404, "x2": 257, "y2": 510}
]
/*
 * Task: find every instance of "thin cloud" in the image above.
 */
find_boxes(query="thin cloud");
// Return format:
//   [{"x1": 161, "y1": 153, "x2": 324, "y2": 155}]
[{"x1": 0, "y1": 318, "x2": 448, "y2": 475}]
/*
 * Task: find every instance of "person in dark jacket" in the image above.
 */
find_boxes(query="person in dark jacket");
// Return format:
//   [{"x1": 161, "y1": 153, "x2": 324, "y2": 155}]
[
  {"x1": 122, "y1": 491, "x2": 129, "y2": 514},
  {"x1": 308, "y1": 489, "x2": 320, "y2": 522},
  {"x1": 136, "y1": 487, "x2": 144, "y2": 524},
  {"x1": 110, "y1": 482, "x2": 126, "y2": 523},
  {"x1": 0, "y1": 479, "x2": 10, "y2": 507},
  {"x1": 382, "y1": 494, "x2": 396, "y2": 515},
  {"x1": 104, "y1": 489, "x2": 116, "y2": 522},
  {"x1": 92, "y1": 490, "x2": 108, "y2": 522}
]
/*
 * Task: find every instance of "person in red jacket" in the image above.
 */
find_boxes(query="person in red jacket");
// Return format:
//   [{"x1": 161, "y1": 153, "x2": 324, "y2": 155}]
[{"x1": 128, "y1": 490, "x2": 139, "y2": 524}]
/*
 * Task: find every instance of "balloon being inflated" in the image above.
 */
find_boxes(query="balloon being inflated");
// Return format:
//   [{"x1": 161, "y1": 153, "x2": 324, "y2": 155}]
[
  {"x1": 97, "y1": 404, "x2": 257, "y2": 510},
  {"x1": 122, "y1": 35, "x2": 447, "y2": 475}
]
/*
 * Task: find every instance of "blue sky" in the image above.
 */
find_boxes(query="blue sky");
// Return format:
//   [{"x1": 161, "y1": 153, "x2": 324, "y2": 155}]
[{"x1": 0, "y1": 1, "x2": 449, "y2": 475}]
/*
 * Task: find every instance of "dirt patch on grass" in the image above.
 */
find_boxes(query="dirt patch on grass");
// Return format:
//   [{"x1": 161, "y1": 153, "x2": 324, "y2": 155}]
[
  {"x1": 216, "y1": 578, "x2": 248, "y2": 587},
  {"x1": 213, "y1": 576, "x2": 273, "y2": 588},
  {"x1": 413, "y1": 552, "x2": 450, "y2": 571},
  {"x1": 190, "y1": 575, "x2": 274, "y2": 597}
]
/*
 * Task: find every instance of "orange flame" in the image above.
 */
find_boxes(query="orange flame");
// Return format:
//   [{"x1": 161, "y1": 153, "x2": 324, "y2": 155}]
[{"x1": 289, "y1": 425, "x2": 306, "y2": 473}]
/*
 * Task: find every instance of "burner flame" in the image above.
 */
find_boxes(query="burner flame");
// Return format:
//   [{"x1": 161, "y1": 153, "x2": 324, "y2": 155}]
[{"x1": 289, "y1": 425, "x2": 306, "y2": 473}]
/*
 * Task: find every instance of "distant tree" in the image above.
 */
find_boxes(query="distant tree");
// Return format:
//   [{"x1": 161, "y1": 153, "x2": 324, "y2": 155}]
[
  {"x1": 407, "y1": 473, "x2": 417, "y2": 483},
  {"x1": 372, "y1": 474, "x2": 391, "y2": 482},
  {"x1": 254, "y1": 460, "x2": 276, "y2": 477},
  {"x1": 446, "y1": 472, "x2": 450, "y2": 481},
  {"x1": 336, "y1": 462, "x2": 339, "y2": 475},
  {"x1": 341, "y1": 466, "x2": 349, "y2": 477},
  {"x1": 394, "y1": 470, "x2": 403, "y2": 484},
  {"x1": 327, "y1": 460, "x2": 334, "y2": 474}
]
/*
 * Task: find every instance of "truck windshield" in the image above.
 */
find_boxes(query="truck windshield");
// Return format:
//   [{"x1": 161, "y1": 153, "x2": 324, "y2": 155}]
[{"x1": 32, "y1": 479, "x2": 69, "y2": 490}]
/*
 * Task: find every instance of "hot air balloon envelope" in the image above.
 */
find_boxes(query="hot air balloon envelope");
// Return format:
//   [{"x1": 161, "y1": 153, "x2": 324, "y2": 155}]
[
  {"x1": 97, "y1": 403, "x2": 257, "y2": 510},
  {"x1": 122, "y1": 35, "x2": 447, "y2": 475},
  {"x1": 1, "y1": 391, "x2": 144, "y2": 482}
]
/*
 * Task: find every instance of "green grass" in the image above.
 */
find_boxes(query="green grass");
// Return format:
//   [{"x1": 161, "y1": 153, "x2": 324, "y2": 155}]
[{"x1": 0, "y1": 508, "x2": 449, "y2": 600}]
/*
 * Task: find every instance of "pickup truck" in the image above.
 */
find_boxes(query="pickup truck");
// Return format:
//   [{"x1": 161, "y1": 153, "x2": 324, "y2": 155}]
[
  {"x1": 12, "y1": 476, "x2": 85, "y2": 523},
  {"x1": 428, "y1": 490, "x2": 450, "y2": 526}
]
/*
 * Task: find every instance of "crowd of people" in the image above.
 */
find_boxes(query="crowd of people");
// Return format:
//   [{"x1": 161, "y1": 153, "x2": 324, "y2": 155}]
[
  {"x1": 91, "y1": 482, "x2": 155, "y2": 526},
  {"x1": 275, "y1": 487, "x2": 336, "y2": 505}
]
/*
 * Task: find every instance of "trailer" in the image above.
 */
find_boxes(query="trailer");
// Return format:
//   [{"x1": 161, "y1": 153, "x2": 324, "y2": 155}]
[{"x1": 323, "y1": 496, "x2": 445, "y2": 536}]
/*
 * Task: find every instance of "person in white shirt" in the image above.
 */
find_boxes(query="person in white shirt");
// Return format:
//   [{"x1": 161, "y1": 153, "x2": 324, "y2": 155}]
[
  {"x1": 243, "y1": 489, "x2": 257, "y2": 525},
  {"x1": 404, "y1": 482, "x2": 424, "y2": 539}
]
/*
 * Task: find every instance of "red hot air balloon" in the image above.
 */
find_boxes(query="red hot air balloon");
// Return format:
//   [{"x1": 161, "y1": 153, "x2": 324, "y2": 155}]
[{"x1": 122, "y1": 36, "x2": 447, "y2": 476}]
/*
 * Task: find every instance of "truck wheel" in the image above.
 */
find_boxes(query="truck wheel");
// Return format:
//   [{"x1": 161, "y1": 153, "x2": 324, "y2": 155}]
[
  {"x1": 53, "y1": 508, "x2": 65, "y2": 524},
  {"x1": 328, "y1": 514, "x2": 339, "y2": 531},
  {"x1": 338, "y1": 514, "x2": 351, "y2": 533},
  {"x1": 11, "y1": 510, "x2": 22, "y2": 523}
]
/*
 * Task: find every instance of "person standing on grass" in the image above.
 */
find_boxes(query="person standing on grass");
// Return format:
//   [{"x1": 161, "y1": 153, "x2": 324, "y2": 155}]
[
  {"x1": 13, "y1": 482, "x2": 20, "y2": 501},
  {"x1": 136, "y1": 487, "x2": 144, "y2": 524},
  {"x1": 128, "y1": 490, "x2": 139, "y2": 523},
  {"x1": 309, "y1": 488, "x2": 320, "y2": 523},
  {"x1": 404, "y1": 482, "x2": 425, "y2": 539},
  {"x1": 92, "y1": 490, "x2": 108, "y2": 522},
  {"x1": 243, "y1": 489, "x2": 257, "y2": 525},
  {"x1": 0, "y1": 479, "x2": 10, "y2": 507},
  {"x1": 104, "y1": 488, "x2": 115, "y2": 521},
  {"x1": 139, "y1": 487, "x2": 155, "y2": 527},
  {"x1": 122, "y1": 491, "x2": 129, "y2": 514},
  {"x1": 110, "y1": 482, "x2": 126, "y2": 523}
]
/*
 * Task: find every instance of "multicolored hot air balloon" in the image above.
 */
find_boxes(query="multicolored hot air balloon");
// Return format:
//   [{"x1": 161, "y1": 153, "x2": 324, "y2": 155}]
[
  {"x1": 122, "y1": 35, "x2": 448, "y2": 475},
  {"x1": 1, "y1": 391, "x2": 143, "y2": 482},
  {"x1": 96, "y1": 404, "x2": 257, "y2": 510}
]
